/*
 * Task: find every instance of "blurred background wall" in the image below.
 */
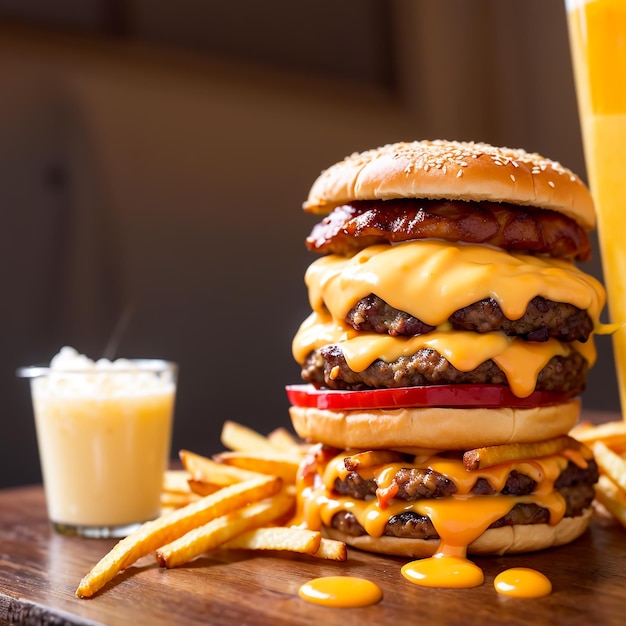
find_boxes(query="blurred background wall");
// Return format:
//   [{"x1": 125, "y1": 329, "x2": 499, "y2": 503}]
[{"x1": 0, "y1": 0, "x2": 618, "y2": 488}]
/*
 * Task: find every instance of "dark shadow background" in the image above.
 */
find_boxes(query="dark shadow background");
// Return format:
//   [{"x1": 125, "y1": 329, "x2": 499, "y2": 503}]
[{"x1": 0, "y1": 0, "x2": 619, "y2": 489}]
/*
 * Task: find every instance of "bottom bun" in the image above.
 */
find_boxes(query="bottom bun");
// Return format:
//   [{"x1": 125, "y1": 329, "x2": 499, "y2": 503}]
[
  {"x1": 323, "y1": 508, "x2": 592, "y2": 558},
  {"x1": 289, "y1": 399, "x2": 581, "y2": 450}
]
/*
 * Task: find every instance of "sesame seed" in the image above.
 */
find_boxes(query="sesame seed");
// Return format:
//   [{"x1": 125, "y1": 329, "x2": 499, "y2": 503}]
[
  {"x1": 334, "y1": 140, "x2": 579, "y2": 191},
  {"x1": 548, "y1": 180, "x2": 555, "y2": 188},
  {"x1": 510, "y1": 174, "x2": 516, "y2": 182},
  {"x1": 456, "y1": 169, "x2": 463, "y2": 178}
]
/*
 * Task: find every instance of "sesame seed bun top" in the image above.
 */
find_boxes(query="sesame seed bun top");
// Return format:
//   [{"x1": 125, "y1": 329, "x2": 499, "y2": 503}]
[{"x1": 303, "y1": 140, "x2": 595, "y2": 231}]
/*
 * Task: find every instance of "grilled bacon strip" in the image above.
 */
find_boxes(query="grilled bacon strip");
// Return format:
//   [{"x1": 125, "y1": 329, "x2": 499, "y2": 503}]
[{"x1": 306, "y1": 199, "x2": 591, "y2": 261}]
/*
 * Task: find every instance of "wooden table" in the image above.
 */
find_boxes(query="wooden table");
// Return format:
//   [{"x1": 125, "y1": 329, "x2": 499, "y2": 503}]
[{"x1": 2, "y1": 413, "x2": 626, "y2": 625}]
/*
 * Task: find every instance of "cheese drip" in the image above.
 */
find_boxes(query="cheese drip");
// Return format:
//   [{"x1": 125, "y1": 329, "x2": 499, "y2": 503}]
[
  {"x1": 305, "y1": 241, "x2": 605, "y2": 325},
  {"x1": 299, "y1": 451, "x2": 574, "y2": 552}
]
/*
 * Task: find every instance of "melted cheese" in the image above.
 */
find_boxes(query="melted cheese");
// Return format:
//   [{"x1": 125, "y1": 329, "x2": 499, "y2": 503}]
[
  {"x1": 299, "y1": 576, "x2": 383, "y2": 607},
  {"x1": 293, "y1": 240, "x2": 604, "y2": 397},
  {"x1": 494, "y1": 567, "x2": 553, "y2": 598},
  {"x1": 402, "y1": 554, "x2": 485, "y2": 588},
  {"x1": 305, "y1": 241, "x2": 605, "y2": 325},
  {"x1": 293, "y1": 314, "x2": 592, "y2": 397},
  {"x1": 297, "y1": 451, "x2": 573, "y2": 552}
]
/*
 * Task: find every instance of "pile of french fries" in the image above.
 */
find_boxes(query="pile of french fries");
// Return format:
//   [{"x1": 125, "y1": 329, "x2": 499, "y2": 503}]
[
  {"x1": 76, "y1": 421, "x2": 346, "y2": 598},
  {"x1": 570, "y1": 419, "x2": 626, "y2": 528}
]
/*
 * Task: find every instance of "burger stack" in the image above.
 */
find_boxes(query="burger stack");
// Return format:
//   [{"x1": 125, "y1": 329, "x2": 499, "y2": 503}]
[{"x1": 286, "y1": 140, "x2": 605, "y2": 558}]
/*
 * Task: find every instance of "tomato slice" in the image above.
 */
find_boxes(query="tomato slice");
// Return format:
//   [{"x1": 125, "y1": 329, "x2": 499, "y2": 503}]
[{"x1": 285, "y1": 384, "x2": 574, "y2": 410}]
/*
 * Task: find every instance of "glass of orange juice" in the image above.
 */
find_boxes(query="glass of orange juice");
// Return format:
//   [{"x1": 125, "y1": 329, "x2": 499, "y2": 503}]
[
  {"x1": 19, "y1": 347, "x2": 177, "y2": 538},
  {"x1": 566, "y1": 0, "x2": 626, "y2": 417}
]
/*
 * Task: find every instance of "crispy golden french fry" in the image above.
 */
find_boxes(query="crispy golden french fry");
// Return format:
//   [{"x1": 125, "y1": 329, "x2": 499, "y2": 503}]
[
  {"x1": 571, "y1": 420, "x2": 626, "y2": 452},
  {"x1": 220, "y1": 420, "x2": 278, "y2": 453},
  {"x1": 162, "y1": 469, "x2": 193, "y2": 495},
  {"x1": 159, "y1": 505, "x2": 178, "y2": 517},
  {"x1": 214, "y1": 451, "x2": 300, "y2": 483},
  {"x1": 282, "y1": 484, "x2": 297, "y2": 498},
  {"x1": 160, "y1": 491, "x2": 201, "y2": 508},
  {"x1": 463, "y1": 435, "x2": 582, "y2": 470},
  {"x1": 267, "y1": 427, "x2": 301, "y2": 452},
  {"x1": 223, "y1": 527, "x2": 347, "y2": 561},
  {"x1": 594, "y1": 474, "x2": 626, "y2": 528},
  {"x1": 223, "y1": 526, "x2": 321, "y2": 554},
  {"x1": 314, "y1": 538, "x2": 348, "y2": 561},
  {"x1": 593, "y1": 441, "x2": 626, "y2": 492},
  {"x1": 76, "y1": 475, "x2": 281, "y2": 598},
  {"x1": 568, "y1": 420, "x2": 596, "y2": 438},
  {"x1": 344, "y1": 450, "x2": 407, "y2": 472},
  {"x1": 186, "y1": 478, "x2": 221, "y2": 497},
  {"x1": 156, "y1": 492, "x2": 295, "y2": 568},
  {"x1": 180, "y1": 449, "x2": 264, "y2": 485}
]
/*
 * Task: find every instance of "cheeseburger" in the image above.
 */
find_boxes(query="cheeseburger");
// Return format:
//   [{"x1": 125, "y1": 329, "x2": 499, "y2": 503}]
[{"x1": 286, "y1": 140, "x2": 605, "y2": 558}]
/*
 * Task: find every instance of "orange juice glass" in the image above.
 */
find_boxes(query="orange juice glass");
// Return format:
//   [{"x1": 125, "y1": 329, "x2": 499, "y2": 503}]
[{"x1": 566, "y1": 0, "x2": 626, "y2": 417}]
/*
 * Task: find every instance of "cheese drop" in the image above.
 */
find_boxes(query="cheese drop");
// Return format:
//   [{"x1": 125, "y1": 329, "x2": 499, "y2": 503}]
[
  {"x1": 494, "y1": 567, "x2": 552, "y2": 598},
  {"x1": 298, "y1": 576, "x2": 382, "y2": 608},
  {"x1": 401, "y1": 552, "x2": 484, "y2": 589}
]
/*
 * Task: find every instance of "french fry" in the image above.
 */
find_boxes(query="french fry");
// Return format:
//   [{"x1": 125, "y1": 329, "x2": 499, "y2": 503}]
[
  {"x1": 594, "y1": 474, "x2": 626, "y2": 528},
  {"x1": 568, "y1": 420, "x2": 596, "y2": 438},
  {"x1": 76, "y1": 475, "x2": 281, "y2": 598},
  {"x1": 567, "y1": 420, "x2": 626, "y2": 529},
  {"x1": 223, "y1": 526, "x2": 321, "y2": 554},
  {"x1": 593, "y1": 440, "x2": 626, "y2": 492},
  {"x1": 220, "y1": 420, "x2": 279, "y2": 453},
  {"x1": 463, "y1": 435, "x2": 582, "y2": 471},
  {"x1": 156, "y1": 492, "x2": 295, "y2": 568},
  {"x1": 571, "y1": 420, "x2": 626, "y2": 453},
  {"x1": 344, "y1": 450, "x2": 407, "y2": 472},
  {"x1": 180, "y1": 449, "x2": 264, "y2": 485},
  {"x1": 77, "y1": 422, "x2": 349, "y2": 599},
  {"x1": 267, "y1": 427, "x2": 301, "y2": 453},
  {"x1": 214, "y1": 451, "x2": 300, "y2": 484},
  {"x1": 187, "y1": 478, "x2": 221, "y2": 497},
  {"x1": 314, "y1": 538, "x2": 348, "y2": 561},
  {"x1": 229, "y1": 528, "x2": 346, "y2": 561},
  {"x1": 222, "y1": 528, "x2": 347, "y2": 561},
  {"x1": 160, "y1": 491, "x2": 201, "y2": 508},
  {"x1": 163, "y1": 470, "x2": 193, "y2": 495}
]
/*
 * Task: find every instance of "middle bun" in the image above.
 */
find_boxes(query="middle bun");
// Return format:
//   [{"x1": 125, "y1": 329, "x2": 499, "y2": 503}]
[{"x1": 289, "y1": 399, "x2": 581, "y2": 450}]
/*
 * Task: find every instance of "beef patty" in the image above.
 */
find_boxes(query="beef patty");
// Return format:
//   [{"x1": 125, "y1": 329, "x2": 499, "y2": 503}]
[
  {"x1": 330, "y1": 458, "x2": 598, "y2": 540},
  {"x1": 301, "y1": 345, "x2": 588, "y2": 395},
  {"x1": 346, "y1": 294, "x2": 593, "y2": 343}
]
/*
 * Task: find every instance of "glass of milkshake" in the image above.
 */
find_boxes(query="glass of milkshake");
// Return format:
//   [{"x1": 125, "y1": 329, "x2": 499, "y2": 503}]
[{"x1": 19, "y1": 347, "x2": 177, "y2": 538}]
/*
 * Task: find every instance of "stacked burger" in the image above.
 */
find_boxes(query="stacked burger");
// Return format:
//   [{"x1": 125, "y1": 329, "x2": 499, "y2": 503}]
[{"x1": 287, "y1": 140, "x2": 605, "y2": 558}]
